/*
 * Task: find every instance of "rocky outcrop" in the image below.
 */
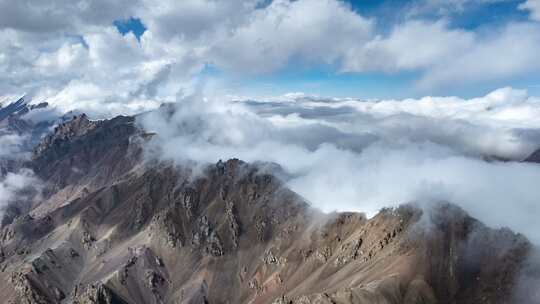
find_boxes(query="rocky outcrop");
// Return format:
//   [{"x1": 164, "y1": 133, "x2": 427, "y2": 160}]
[
  {"x1": 33, "y1": 114, "x2": 98, "y2": 158},
  {"x1": 29, "y1": 114, "x2": 141, "y2": 212},
  {"x1": 73, "y1": 284, "x2": 129, "y2": 304}
]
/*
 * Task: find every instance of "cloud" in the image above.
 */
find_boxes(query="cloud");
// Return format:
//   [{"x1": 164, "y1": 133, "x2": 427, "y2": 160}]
[
  {"x1": 286, "y1": 143, "x2": 540, "y2": 243},
  {"x1": 137, "y1": 0, "x2": 260, "y2": 42},
  {"x1": 512, "y1": 249, "x2": 540, "y2": 303},
  {"x1": 342, "y1": 20, "x2": 475, "y2": 73},
  {"x1": 0, "y1": 0, "x2": 138, "y2": 33},
  {"x1": 342, "y1": 20, "x2": 540, "y2": 89},
  {"x1": 0, "y1": 14, "x2": 191, "y2": 117},
  {"x1": 0, "y1": 169, "x2": 38, "y2": 219},
  {"x1": 209, "y1": 0, "x2": 373, "y2": 73},
  {"x1": 3, "y1": 0, "x2": 540, "y2": 115},
  {"x1": 138, "y1": 86, "x2": 540, "y2": 245},
  {"x1": 0, "y1": 133, "x2": 27, "y2": 159},
  {"x1": 417, "y1": 22, "x2": 540, "y2": 89},
  {"x1": 520, "y1": 0, "x2": 540, "y2": 21},
  {"x1": 246, "y1": 87, "x2": 540, "y2": 159}
]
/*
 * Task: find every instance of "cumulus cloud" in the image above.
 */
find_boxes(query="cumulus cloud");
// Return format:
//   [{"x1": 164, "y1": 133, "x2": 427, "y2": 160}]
[
  {"x1": 2, "y1": 0, "x2": 540, "y2": 114},
  {"x1": 137, "y1": 0, "x2": 259, "y2": 42},
  {"x1": 139, "y1": 86, "x2": 540, "y2": 245},
  {"x1": 209, "y1": 0, "x2": 373, "y2": 73},
  {"x1": 520, "y1": 0, "x2": 540, "y2": 21},
  {"x1": 0, "y1": 0, "x2": 137, "y2": 33},
  {"x1": 416, "y1": 22, "x2": 540, "y2": 89},
  {"x1": 342, "y1": 20, "x2": 540, "y2": 89},
  {"x1": 342, "y1": 20, "x2": 475, "y2": 73}
]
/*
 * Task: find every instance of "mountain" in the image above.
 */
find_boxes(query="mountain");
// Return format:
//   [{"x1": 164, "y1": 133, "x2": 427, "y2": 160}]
[
  {"x1": 0, "y1": 97, "x2": 29, "y2": 122},
  {"x1": 0, "y1": 114, "x2": 536, "y2": 304},
  {"x1": 524, "y1": 148, "x2": 540, "y2": 163}
]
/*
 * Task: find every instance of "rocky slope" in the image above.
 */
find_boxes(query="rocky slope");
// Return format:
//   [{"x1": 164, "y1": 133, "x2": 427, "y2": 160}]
[{"x1": 0, "y1": 114, "x2": 536, "y2": 304}]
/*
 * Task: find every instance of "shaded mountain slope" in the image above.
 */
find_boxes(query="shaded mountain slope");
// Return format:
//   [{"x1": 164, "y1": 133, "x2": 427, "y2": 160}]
[
  {"x1": 0, "y1": 98, "x2": 28, "y2": 122},
  {"x1": 524, "y1": 148, "x2": 540, "y2": 163},
  {"x1": 0, "y1": 114, "x2": 534, "y2": 304}
]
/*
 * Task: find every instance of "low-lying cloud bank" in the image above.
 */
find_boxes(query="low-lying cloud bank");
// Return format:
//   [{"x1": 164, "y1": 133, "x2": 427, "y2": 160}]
[
  {"x1": 139, "y1": 86, "x2": 540, "y2": 245},
  {"x1": 0, "y1": 133, "x2": 27, "y2": 159},
  {"x1": 0, "y1": 169, "x2": 38, "y2": 219}
]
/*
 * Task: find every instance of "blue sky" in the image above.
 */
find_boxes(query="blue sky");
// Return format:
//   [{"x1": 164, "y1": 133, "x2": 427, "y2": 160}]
[
  {"x1": 113, "y1": 17, "x2": 146, "y2": 40},
  {"x1": 345, "y1": 0, "x2": 529, "y2": 30}
]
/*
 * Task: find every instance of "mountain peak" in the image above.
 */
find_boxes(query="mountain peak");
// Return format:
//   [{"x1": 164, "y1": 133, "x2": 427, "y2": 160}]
[
  {"x1": 0, "y1": 97, "x2": 28, "y2": 122},
  {"x1": 32, "y1": 113, "x2": 98, "y2": 160}
]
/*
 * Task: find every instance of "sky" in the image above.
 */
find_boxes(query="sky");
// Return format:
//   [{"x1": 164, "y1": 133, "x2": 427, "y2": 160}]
[{"x1": 1, "y1": 0, "x2": 540, "y2": 111}]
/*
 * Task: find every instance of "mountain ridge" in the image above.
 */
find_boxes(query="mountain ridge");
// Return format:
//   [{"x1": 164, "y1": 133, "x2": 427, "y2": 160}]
[{"x1": 0, "y1": 113, "x2": 536, "y2": 304}]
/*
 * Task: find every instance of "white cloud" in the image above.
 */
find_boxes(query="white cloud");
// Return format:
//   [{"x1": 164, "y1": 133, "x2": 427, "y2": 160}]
[
  {"x1": 246, "y1": 87, "x2": 540, "y2": 159},
  {"x1": 35, "y1": 42, "x2": 89, "y2": 74},
  {"x1": 342, "y1": 20, "x2": 475, "y2": 72},
  {"x1": 209, "y1": 0, "x2": 373, "y2": 73},
  {"x1": 342, "y1": 20, "x2": 540, "y2": 89},
  {"x1": 286, "y1": 142, "x2": 540, "y2": 244},
  {"x1": 2, "y1": 0, "x2": 540, "y2": 113},
  {"x1": 0, "y1": 169, "x2": 38, "y2": 218},
  {"x1": 85, "y1": 27, "x2": 145, "y2": 70},
  {"x1": 417, "y1": 23, "x2": 540, "y2": 89},
  {"x1": 520, "y1": 0, "x2": 540, "y2": 21},
  {"x1": 0, "y1": 133, "x2": 27, "y2": 159}
]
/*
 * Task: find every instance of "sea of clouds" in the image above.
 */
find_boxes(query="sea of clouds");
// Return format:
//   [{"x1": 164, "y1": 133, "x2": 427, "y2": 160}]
[{"x1": 139, "y1": 86, "x2": 540, "y2": 245}]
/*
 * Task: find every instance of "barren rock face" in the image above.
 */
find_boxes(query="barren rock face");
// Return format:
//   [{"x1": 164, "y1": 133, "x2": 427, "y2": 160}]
[{"x1": 0, "y1": 115, "x2": 535, "y2": 304}]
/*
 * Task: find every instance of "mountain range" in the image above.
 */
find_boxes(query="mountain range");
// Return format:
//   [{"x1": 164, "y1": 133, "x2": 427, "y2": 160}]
[{"x1": 0, "y1": 99, "x2": 538, "y2": 304}]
